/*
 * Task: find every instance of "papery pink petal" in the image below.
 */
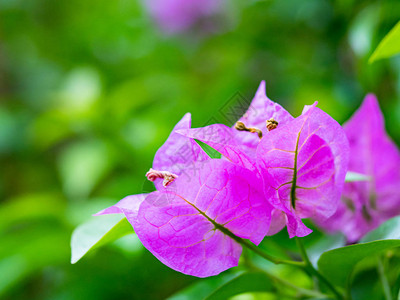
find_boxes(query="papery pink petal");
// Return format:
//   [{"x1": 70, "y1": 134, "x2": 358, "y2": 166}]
[
  {"x1": 257, "y1": 103, "x2": 349, "y2": 238},
  {"x1": 285, "y1": 213, "x2": 313, "y2": 237},
  {"x1": 319, "y1": 94, "x2": 400, "y2": 242},
  {"x1": 235, "y1": 81, "x2": 294, "y2": 151},
  {"x1": 94, "y1": 194, "x2": 147, "y2": 217},
  {"x1": 176, "y1": 124, "x2": 258, "y2": 172},
  {"x1": 132, "y1": 159, "x2": 271, "y2": 277},
  {"x1": 300, "y1": 107, "x2": 350, "y2": 199},
  {"x1": 153, "y1": 113, "x2": 209, "y2": 189},
  {"x1": 266, "y1": 209, "x2": 287, "y2": 236}
]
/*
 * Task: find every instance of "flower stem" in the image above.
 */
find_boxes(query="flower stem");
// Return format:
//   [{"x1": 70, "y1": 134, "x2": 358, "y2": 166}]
[
  {"x1": 377, "y1": 256, "x2": 392, "y2": 300},
  {"x1": 215, "y1": 224, "x2": 304, "y2": 267},
  {"x1": 246, "y1": 261, "x2": 330, "y2": 299},
  {"x1": 295, "y1": 237, "x2": 344, "y2": 300},
  {"x1": 215, "y1": 223, "x2": 342, "y2": 299}
]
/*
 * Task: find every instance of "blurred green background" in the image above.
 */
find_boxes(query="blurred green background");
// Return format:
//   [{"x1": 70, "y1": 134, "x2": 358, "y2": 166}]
[{"x1": 1, "y1": 0, "x2": 399, "y2": 299}]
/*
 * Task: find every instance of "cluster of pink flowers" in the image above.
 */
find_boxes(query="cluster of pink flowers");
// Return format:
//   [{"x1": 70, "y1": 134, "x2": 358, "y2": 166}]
[{"x1": 96, "y1": 81, "x2": 400, "y2": 277}]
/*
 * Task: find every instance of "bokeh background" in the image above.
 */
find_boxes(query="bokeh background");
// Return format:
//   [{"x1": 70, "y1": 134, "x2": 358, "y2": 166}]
[{"x1": 1, "y1": 0, "x2": 400, "y2": 299}]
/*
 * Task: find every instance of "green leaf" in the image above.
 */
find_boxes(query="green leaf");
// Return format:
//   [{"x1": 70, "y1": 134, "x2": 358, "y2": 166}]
[
  {"x1": 168, "y1": 273, "x2": 237, "y2": 300},
  {"x1": 345, "y1": 171, "x2": 371, "y2": 182},
  {"x1": 229, "y1": 292, "x2": 276, "y2": 300},
  {"x1": 308, "y1": 233, "x2": 346, "y2": 266},
  {"x1": 71, "y1": 214, "x2": 133, "y2": 264},
  {"x1": 361, "y1": 216, "x2": 400, "y2": 242},
  {"x1": 369, "y1": 21, "x2": 400, "y2": 63},
  {"x1": 318, "y1": 240, "x2": 400, "y2": 287},
  {"x1": 205, "y1": 272, "x2": 274, "y2": 300},
  {"x1": 0, "y1": 193, "x2": 65, "y2": 234},
  {"x1": 58, "y1": 139, "x2": 113, "y2": 199},
  {"x1": 195, "y1": 139, "x2": 222, "y2": 159},
  {"x1": 0, "y1": 224, "x2": 70, "y2": 296}
]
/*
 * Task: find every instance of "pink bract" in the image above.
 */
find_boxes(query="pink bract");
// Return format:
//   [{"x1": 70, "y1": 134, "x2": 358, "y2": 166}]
[
  {"x1": 319, "y1": 94, "x2": 400, "y2": 242},
  {"x1": 178, "y1": 82, "x2": 350, "y2": 238},
  {"x1": 257, "y1": 104, "x2": 350, "y2": 237},
  {"x1": 98, "y1": 159, "x2": 272, "y2": 277}
]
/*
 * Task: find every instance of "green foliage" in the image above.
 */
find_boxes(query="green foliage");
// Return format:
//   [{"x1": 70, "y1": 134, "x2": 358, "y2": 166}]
[
  {"x1": 168, "y1": 273, "x2": 238, "y2": 300},
  {"x1": 205, "y1": 272, "x2": 274, "y2": 300},
  {"x1": 370, "y1": 21, "x2": 400, "y2": 63},
  {"x1": 361, "y1": 216, "x2": 400, "y2": 242},
  {"x1": 1, "y1": 0, "x2": 400, "y2": 299},
  {"x1": 71, "y1": 214, "x2": 133, "y2": 264},
  {"x1": 195, "y1": 140, "x2": 222, "y2": 159},
  {"x1": 318, "y1": 240, "x2": 400, "y2": 287},
  {"x1": 58, "y1": 139, "x2": 113, "y2": 200}
]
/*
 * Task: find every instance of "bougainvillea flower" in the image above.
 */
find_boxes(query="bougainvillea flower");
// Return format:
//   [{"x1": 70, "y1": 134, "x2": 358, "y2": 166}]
[
  {"x1": 97, "y1": 159, "x2": 272, "y2": 277},
  {"x1": 257, "y1": 104, "x2": 350, "y2": 237},
  {"x1": 318, "y1": 94, "x2": 400, "y2": 242},
  {"x1": 143, "y1": 0, "x2": 224, "y2": 34},
  {"x1": 178, "y1": 82, "x2": 349, "y2": 237}
]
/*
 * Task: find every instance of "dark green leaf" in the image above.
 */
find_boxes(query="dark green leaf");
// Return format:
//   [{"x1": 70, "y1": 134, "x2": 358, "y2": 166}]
[
  {"x1": 318, "y1": 240, "x2": 400, "y2": 287},
  {"x1": 205, "y1": 272, "x2": 274, "y2": 300},
  {"x1": 369, "y1": 21, "x2": 400, "y2": 63},
  {"x1": 71, "y1": 214, "x2": 133, "y2": 264},
  {"x1": 168, "y1": 273, "x2": 237, "y2": 300}
]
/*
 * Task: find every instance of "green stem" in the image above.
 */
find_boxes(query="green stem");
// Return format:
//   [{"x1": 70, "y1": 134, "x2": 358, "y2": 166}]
[
  {"x1": 378, "y1": 256, "x2": 392, "y2": 300},
  {"x1": 268, "y1": 272, "x2": 331, "y2": 298},
  {"x1": 295, "y1": 237, "x2": 344, "y2": 300},
  {"x1": 245, "y1": 258, "x2": 331, "y2": 299},
  {"x1": 215, "y1": 223, "x2": 342, "y2": 299},
  {"x1": 216, "y1": 224, "x2": 304, "y2": 267}
]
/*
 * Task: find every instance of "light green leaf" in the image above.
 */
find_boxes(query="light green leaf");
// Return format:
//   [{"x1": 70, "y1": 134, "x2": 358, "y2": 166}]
[
  {"x1": 230, "y1": 292, "x2": 276, "y2": 300},
  {"x1": 195, "y1": 139, "x2": 222, "y2": 159},
  {"x1": 318, "y1": 240, "x2": 400, "y2": 287},
  {"x1": 308, "y1": 233, "x2": 346, "y2": 267},
  {"x1": 345, "y1": 171, "x2": 371, "y2": 182},
  {"x1": 71, "y1": 214, "x2": 133, "y2": 264},
  {"x1": 205, "y1": 272, "x2": 274, "y2": 300},
  {"x1": 369, "y1": 21, "x2": 400, "y2": 63},
  {"x1": 361, "y1": 216, "x2": 400, "y2": 242}
]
